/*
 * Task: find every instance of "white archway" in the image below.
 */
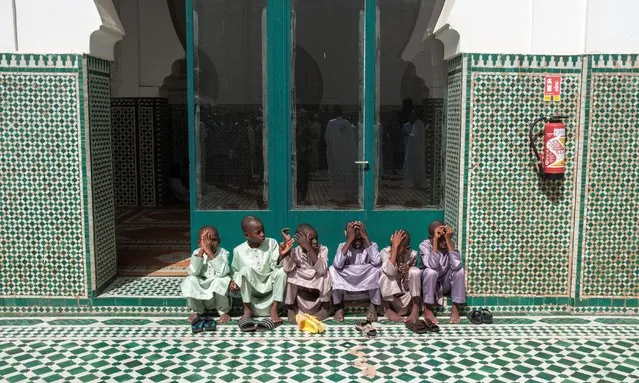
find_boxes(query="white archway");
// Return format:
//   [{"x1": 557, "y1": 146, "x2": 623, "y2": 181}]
[{"x1": 90, "y1": 0, "x2": 126, "y2": 60}]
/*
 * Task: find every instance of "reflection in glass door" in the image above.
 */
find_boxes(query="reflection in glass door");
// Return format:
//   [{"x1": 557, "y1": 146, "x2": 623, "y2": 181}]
[
  {"x1": 291, "y1": 0, "x2": 365, "y2": 210},
  {"x1": 194, "y1": 0, "x2": 268, "y2": 211},
  {"x1": 375, "y1": 0, "x2": 444, "y2": 209},
  {"x1": 188, "y1": 0, "x2": 445, "y2": 251}
]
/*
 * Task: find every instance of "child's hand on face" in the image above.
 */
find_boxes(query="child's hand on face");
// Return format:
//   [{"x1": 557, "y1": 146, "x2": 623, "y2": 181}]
[
  {"x1": 390, "y1": 230, "x2": 407, "y2": 250},
  {"x1": 197, "y1": 231, "x2": 211, "y2": 256},
  {"x1": 356, "y1": 221, "x2": 369, "y2": 240},
  {"x1": 444, "y1": 226, "x2": 454, "y2": 240},
  {"x1": 229, "y1": 281, "x2": 239, "y2": 292},
  {"x1": 346, "y1": 222, "x2": 357, "y2": 242},
  {"x1": 295, "y1": 232, "x2": 311, "y2": 251},
  {"x1": 433, "y1": 226, "x2": 445, "y2": 240}
]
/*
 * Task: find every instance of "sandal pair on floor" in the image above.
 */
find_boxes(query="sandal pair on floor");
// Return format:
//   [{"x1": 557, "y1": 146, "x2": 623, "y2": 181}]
[
  {"x1": 405, "y1": 318, "x2": 439, "y2": 334},
  {"x1": 238, "y1": 317, "x2": 278, "y2": 333},
  {"x1": 466, "y1": 307, "x2": 493, "y2": 324},
  {"x1": 191, "y1": 314, "x2": 217, "y2": 334},
  {"x1": 356, "y1": 321, "x2": 378, "y2": 338}
]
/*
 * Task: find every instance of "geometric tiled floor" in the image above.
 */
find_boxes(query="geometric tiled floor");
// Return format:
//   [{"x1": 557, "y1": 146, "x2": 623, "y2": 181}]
[
  {"x1": 100, "y1": 277, "x2": 182, "y2": 297},
  {"x1": 1, "y1": 317, "x2": 638, "y2": 382}
]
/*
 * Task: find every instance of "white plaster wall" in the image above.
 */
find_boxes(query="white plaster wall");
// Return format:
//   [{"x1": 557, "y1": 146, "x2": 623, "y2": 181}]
[
  {"x1": 0, "y1": 0, "x2": 16, "y2": 52},
  {"x1": 586, "y1": 0, "x2": 639, "y2": 54},
  {"x1": 435, "y1": 0, "x2": 639, "y2": 57},
  {"x1": 14, "y1": 0, "x2": 102, "y2": 54},
  {"x1": 111, "y1": 0, "x2": 184, "y2": 97},
  {"x1": 111, "y1": 0, "x2": 139, "y2": 97},
  {"x1": 453, "y1": 0, "x2": 533, "y2": 55},
  {"x1": 531, "y1": 0, "x2": 587, "y2": 54}
]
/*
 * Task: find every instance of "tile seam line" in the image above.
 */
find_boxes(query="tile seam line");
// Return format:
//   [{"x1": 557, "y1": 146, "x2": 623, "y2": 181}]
[
  {"x1": 0, "y1": 336, "x2": 637, "y2": 341},
  {"x1": 3, "y1": 323, "x2": 636, "y2": 327}
]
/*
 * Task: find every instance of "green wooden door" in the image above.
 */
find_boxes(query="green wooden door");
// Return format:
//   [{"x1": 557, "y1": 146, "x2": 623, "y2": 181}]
[{"x1": 187, "y1": 0, "x2": 444, "y2": 258}]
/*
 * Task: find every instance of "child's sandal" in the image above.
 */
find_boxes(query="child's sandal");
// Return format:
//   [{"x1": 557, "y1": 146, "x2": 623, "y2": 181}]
[
  {"x1": 466, "y1": 308, "x2": 483, "y2": 325},
  {"x1": 481, "y1": 308, "x2": 493, "y2": 324},
  {"x1": 203, "y1": 317, "x2": 217, "y2": 331},
  {"x1": 191, "y1": 315, "x2": 205, "y2": 334}
]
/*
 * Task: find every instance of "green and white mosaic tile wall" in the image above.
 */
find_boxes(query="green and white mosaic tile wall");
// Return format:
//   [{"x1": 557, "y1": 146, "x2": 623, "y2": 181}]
[
  {"x1": 447, "y1": 53, "x2": 639, "y2": 311},
  {"x1": 1, "y1": 52, "x2": 637, "y2": 313},
  {"x1": 443, "y1": 55, "x2": 464, "y2": 233},
  {"x1": 466, "y1": 55, "x2": 581, "y2": 297},
  {"x1": 111, "y1": 98, "x2": 172, "y2": 208},
  {"x1": 578, "y1": 55, "x2": 639, "y2": 301},
  {"x1": 0, "y1": 53, "x2": 116, "y2": 299},
  {"x1": 86, "y1": 57, "x2": 117, "y2": 292}
]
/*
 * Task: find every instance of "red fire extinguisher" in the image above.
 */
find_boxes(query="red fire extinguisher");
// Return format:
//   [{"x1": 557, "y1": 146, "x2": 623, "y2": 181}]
[{"x1": 528, "y1": 115, "x2": 567, "y2": 179}]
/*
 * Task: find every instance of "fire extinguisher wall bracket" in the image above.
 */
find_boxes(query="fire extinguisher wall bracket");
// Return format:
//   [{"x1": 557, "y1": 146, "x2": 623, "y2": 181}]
[{"x1": 528, "y1": 116, "x2": 566, "y2": 181}]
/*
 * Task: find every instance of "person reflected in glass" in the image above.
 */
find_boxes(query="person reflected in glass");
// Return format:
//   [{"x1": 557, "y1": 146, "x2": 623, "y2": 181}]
[
  {"x1": 324, "y1": 105, "x2": 358, "y2": 205},
  {"x1": 402, "y1": 109, "x2": 426, "y2": 190}
]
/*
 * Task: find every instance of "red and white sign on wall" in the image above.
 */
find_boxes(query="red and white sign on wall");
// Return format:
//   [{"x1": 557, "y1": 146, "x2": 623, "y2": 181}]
[{"x1": 543, "y1": 76, "x2": 561, "y2": 101}]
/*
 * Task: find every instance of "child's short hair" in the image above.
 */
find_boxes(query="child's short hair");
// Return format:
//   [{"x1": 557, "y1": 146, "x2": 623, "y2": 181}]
[
  {"x1": 198, "y1": 226, "x2": 217, "y2": 237},
  {"x1": 296, "y1": 223, "x2": 316, "y2": 234},
  {"x1": 428, "y1": 221, "x2": 444, "y2": 237}
]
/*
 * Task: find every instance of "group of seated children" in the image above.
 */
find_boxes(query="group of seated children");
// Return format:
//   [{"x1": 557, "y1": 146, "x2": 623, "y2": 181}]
[{"x1": 181, "y1": 215, "x2": 466, "y2": 332}]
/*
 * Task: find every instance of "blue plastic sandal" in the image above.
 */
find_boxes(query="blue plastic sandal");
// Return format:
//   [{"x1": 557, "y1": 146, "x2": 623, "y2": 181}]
[
  {"x1": 203, "y1": 316, "x2": 217, "y2": 331},
  {"x1": 191, "y1": 316, "x2": 205, "y2": 334}
]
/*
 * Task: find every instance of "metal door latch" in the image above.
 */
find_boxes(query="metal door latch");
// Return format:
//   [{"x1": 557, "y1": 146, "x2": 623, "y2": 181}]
[{"x1": 354, "y1": 160, "x2": 369, "y2": 171}]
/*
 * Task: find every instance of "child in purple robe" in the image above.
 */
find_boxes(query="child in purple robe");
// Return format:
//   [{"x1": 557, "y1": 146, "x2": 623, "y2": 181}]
[
  {"x1": 329, "y1": 221, "x2": 381, "y2": 322},
  {"x1": 420, "y1": 221, "x2": 466, "y2": 324}
]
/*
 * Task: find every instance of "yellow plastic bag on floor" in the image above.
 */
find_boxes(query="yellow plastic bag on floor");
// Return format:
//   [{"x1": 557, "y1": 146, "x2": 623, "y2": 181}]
[{"x1": 295, "y1": 312, "x2": 325, "y2": 334}]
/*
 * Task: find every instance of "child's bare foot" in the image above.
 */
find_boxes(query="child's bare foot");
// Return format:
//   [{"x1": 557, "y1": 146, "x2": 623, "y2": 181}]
[
  {"x1": 219, "y1": 313, "x2": 231, "y2": 324},
  {"x1": 187, "y1": 312, "x2": 199, "y2": 322},
  {"x1": 367, "y1": 304, "x2": 378, "y2": 322},
  {"x1": 334, "y1": 308, "x2": 345, "y2": 322},
  {"x1": 315, "y1": 307, "x2": 329, "y2": 321},
  {"x1": 423, "y1": 305, "x2": 439, "y2": 325},
  {"x1": 271, "y1": 313, "x2": 282, "y2": 324},
  {"x1": 270, "y1": 304, "x2": 282, "y2": 324},
  {"x1": 406, "y1": 309, "x2": 419, "y2": 324},
  {"x1": 241, "y1": 306, "x2": 253, "y2": 320},
  {"x1": 287, "y1": 308, "x2": 297, "y2": 324},
  {"x1": 450, "y1": 303, "x2": 461, "y2": 324},
  {"x1": 383, "y1": 307, "x2": 403, "y2": 322}
]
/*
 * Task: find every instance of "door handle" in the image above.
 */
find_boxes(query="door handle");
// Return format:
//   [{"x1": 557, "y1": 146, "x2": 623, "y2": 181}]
[{"x1": 355, "y1": 161, "x2": 369, "y2": 171}]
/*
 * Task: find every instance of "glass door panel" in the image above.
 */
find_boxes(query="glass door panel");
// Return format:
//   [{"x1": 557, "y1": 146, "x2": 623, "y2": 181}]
[
  {"x1": 194, "y1": 0, "x2": 268, "y2": 211},
  {"x1": 374, "y1": 0, "x2": 443, "y2": 209},
  {"x1": 190, "y1": 0, "x2": 275, "y2": 247},
  {"x1": 291, "y1": 0, "x2": 364, "y2": 210},
  {"x1": 187, "y1": 0, "x2": 445, "y2": 253}
]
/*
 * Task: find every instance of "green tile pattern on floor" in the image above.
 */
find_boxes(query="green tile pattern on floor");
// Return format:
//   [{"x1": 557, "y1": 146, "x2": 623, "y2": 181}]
[
  {"x1": 0, "y1": 317, "x2": 638, "y2": 382},
  {"x1": 100, "y1": 277, "x2": 182, "y2": 297}
]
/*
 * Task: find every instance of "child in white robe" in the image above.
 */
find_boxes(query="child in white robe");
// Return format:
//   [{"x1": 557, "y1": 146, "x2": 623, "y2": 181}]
[{"x1": 230, "y1": 216, "x2": 293, "y2": 324}]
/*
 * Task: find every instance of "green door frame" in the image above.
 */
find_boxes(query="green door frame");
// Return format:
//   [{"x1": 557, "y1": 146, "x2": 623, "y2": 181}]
[{"x1": 187, "y1": 0, "x2": 444, "y2": 258}]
